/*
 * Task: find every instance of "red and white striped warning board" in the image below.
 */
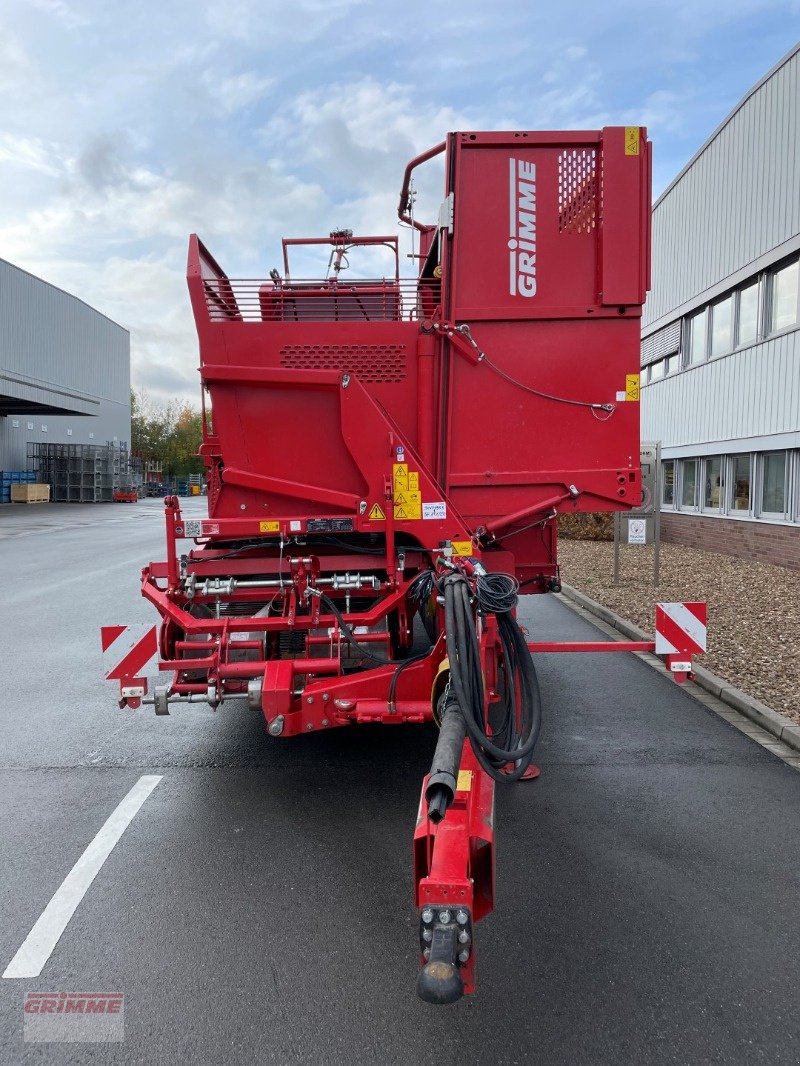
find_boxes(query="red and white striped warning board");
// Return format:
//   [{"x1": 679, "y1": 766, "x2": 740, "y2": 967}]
[
  {"x1": 654, "y1": 602, "x2": 707, "y2": 656},
  {"x1": 101, "y1": 625, "x2": 158, "y2": 681}
]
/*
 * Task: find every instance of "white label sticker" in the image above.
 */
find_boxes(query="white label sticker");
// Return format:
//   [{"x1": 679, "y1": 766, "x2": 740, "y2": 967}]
[
  {"x1": 121, "y1": 685, "x2": 145, "y2": 698},
  {"x1": 184, "y1": 520, "x2": 202, "y2": 537},
  {"x1": 616, "y1": 391, "x2": 626, "y2": 402},
  {"x1": 627, "y1": 518, "x2": 646, "y2": 544},
  {"x1": 670, "y1": 661, "x2": 692, "y2": 673},
  {"x1": 422, "y1": 502, "x2": 447, "y2": 520},
  {"x1": 290, "y1": 520, "x2": 302, "y2": 532}
]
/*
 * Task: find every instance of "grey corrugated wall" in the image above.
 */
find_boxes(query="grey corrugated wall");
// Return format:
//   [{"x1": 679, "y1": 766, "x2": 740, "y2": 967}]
[
  {"x1": 0, "y1": 258, "x2": 130, "y2": 471},
  {"x1": 641, "y1": 45, "x2": 800, "y2": 454},
  {"x1": 644, "y1": 45, "x2": 800, "y2": 331}
]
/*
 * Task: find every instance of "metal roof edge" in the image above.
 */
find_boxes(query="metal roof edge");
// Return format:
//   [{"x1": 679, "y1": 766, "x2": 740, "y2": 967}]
[
  {"x1": 0, "y1": 255, "x2": 130, "y2": 337},
  {"x1": 653, "y1": 41, "x2": 800, "y2": 211}
]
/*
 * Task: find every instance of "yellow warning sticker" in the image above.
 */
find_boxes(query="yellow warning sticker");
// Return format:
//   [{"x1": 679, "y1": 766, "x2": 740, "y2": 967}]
[
  {"x1": 368, "y1": 503, "x2": 386, "y2": 521},
  {"x1": 392, "y1": 464, "x2": 422, "y2": 519},
  {"x1": 259, "y1": 521, "x2": 280, "y2": 533},
  {"x1": 451, "y1": 541, "x2": 472, "y2": 556},
  {"x1": 456, "y1": 770, "x2": 473, "y2": 793},
  {"x1": 625, "y1": 374, "x2": 641, "y2": 401},
  {"x1": 395, "y1": 491, "x2": 421, "y2": 520},
  {"x1": 624, "y1": 127, "x2": 640, "y2": 155}
]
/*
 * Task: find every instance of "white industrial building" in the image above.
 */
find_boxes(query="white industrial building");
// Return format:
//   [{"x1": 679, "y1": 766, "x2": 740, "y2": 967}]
[
  {"x1": 641, "y1": 43, "x2": 799, "y2": 569},
  {"x1": 0, "y1": 258, "x2": 130, "y2": 475}
]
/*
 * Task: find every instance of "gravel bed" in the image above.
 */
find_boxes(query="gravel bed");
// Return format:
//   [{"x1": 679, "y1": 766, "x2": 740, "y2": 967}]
[{"x1": 556, "y1": 540, "x2": 800, "y2": 724}]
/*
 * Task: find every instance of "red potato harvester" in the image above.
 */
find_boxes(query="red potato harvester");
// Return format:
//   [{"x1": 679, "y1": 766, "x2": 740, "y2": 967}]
[{"x1": 104, "y1": 128, "x2": 707, "y2": 1002}]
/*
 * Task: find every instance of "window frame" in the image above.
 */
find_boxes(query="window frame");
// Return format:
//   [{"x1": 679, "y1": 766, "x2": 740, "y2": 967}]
[
  {"x1": 728, "y1": 453, "x2": 753, "y2": 516},
  {"x1": 757, "y1": 451, "x2": 789, "y2": 519},
  {"x1": 660, "y1": 451, "x2": 799, "y2": 525},
  {"x1": 701, "y1": 456, "x2": 724, "y2": 514},
  {"x1": 792, "y1": 451, "x2": 800, "y2": 524},
  {"x1": 649, "y1": 358, "x2": 665, "y2": 382},
  {"x1": 769, "y1": 256, "x2": 800, "y2": 336},
  {"x1": 686, "y1": 307, "x2": 709, "y2": 366},
  {"x1": 709, "y1": 293, "x2": 734, "y2": 358},
  {"x1": 735, "y1": 279, "x2": 760, "y2": 349},
  {"x1": 680, "y1": 458, "x2": 699, "y2": 511},
  {"x1": 661, "y1": 459, "x2": 676, "y2": 508}
]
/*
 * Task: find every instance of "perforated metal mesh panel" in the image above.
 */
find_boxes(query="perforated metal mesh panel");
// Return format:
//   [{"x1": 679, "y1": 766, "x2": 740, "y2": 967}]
[
  {"x1": 279, "y1": 344, "x2": 407, "y2": 383},
  {"x1": 558, "y1": 149, "x2": 597, "y2": 233}
]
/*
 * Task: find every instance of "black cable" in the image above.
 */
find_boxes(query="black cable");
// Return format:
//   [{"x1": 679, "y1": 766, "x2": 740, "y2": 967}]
[
  {"x1": 317, "y1": 591, "x2": 395, "y2": 665},
  {"x1": 324, "y1": 536, "x2": 385, "y2": 556},
  {"x1": 441, "y1": 571, "x2": 541, "y2": 783},
  {"x1": 481, "y1": 353, "x2": 615, "y2": 416},
  {"x1": 475, "y1": 571, "x2": 519, "y2": 614},
  {"x1": 316, "y1": 569, "x2": 433, "y2": 668},
  {"x1": 450, "y1": 322, "x2": 614, "y2": 417}
]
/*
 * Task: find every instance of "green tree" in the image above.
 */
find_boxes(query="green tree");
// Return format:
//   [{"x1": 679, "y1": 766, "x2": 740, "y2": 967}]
[{"x1": 131, "y1": 390, "x2": 203, "y2": 479}]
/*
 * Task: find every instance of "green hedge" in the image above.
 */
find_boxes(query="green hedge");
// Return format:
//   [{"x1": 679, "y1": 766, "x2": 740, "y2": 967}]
[{"x1": 558, "y1": 512, "x2": 614, "y2": 541}]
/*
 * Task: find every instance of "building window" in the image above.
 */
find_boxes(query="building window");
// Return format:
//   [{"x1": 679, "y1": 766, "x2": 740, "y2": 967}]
[
  {"x1": 687, "y1": 309, "x2": 707, "y2": 364},
  {"x1": 681, "y1": 459, "x2": 698, "y2": 508},
  {"x1": 640, "y1": 369, "x2": 648, "y2": 388},
  {"x1": 662, "y1": 460, "x2": 675, "y2": 506},
  {"x1": 710, "y1": 294, "x2": 733, "y2": 357},
  {"x1": 771, "y1": 259, "x2": 799, "y2": 333},
  {"x1": 664, "y1": 354, "x2": 677, "y2": 375},
  {"x1": 730, "y1": 454, "x2": 751, "y2": 512},
  {"x1": 737, "y1": 281, "x2": 759, "y2": 347},
  {"x1": 703, "y1": 456, "x2": 724, "y2": 511},
  {"x1": 760, "y1": 451, "x2": 786, "y2": 516},
  {"x1": 649, "y1": 359, "x2": 664, "y2": 381},
  {"x1": 661, "y1": 450, "x2": 799, "y2": 524}
]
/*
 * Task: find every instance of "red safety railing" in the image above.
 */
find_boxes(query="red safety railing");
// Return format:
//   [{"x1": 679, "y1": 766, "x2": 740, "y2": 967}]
[{"x1": 201, "y1": 277, "x2": 441, "y2": 323}]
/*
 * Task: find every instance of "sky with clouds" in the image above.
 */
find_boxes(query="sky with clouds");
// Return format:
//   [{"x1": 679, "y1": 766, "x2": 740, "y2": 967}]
[{"x1": 1, "y1": 0, "x2": 798, "y2": 406}]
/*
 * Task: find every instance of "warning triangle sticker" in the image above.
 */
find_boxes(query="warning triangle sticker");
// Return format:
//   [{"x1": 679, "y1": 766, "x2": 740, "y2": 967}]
[
  {"x1": 394, "y1": 506, "x2": 408, "y2": 519},
  {"x1": 395, "y1": 492, "x2": 408, "y2": 505},
  {"x1": 368, "y1": 503, "x2": 386, "y2": 521}
]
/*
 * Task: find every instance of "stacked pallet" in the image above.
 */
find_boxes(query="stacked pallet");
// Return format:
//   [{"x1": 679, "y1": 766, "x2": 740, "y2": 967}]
[
  {"x1": 26, "y1": 442, "x2": 138, "y2": 503},
  {"x1": 1, "y1": 471, "x2": 36, "y2": 505}
]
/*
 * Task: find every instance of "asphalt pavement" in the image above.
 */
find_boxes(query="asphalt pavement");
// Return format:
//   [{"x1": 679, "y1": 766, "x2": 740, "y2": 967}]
[{"x1": 1, "y1": 499, "x2": 799, "y2": 1065}]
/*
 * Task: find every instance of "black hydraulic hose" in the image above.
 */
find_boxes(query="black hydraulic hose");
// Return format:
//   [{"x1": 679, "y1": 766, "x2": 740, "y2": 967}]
[
  {"x1": 425, "y1": 693, "x2": 467, "y2": 823},
  {"x1": 317, "y1": 574, "x2": 431, "y2": 667},
  {"x1": 316, "y1": 586, "x2": 434, "y2": 710},
  {"x1": 317, "y1": 590, "x2": 395, "y2": 665},
  {"x1": 440, "y1": 571, "x2": 542, "y2": 784}
]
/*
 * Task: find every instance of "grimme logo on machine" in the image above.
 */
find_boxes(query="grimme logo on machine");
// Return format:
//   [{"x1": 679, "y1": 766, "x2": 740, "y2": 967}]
[{"x1": 508, "y1": 158, "x2": 537, "y2": 298}]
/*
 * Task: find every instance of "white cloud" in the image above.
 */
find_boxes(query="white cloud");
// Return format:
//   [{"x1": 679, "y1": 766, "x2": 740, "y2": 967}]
[
  {"x1": 202, "y1": 0, "x2": 368, "y2": 45},
  {"x1": 0, "y1": 132, "x2": 63, "y2": 175},
  {"x1": 26, "y1": 0, "x2": 89, "y2": 27},
  {"x1": 206, "y1": 70, "x2": 276, "y2": 114}
]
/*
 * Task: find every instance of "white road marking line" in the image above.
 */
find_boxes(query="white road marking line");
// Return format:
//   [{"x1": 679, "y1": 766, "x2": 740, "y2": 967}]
[{"x1": 2, "y1": 774, "x2": 162, "y2": 979}]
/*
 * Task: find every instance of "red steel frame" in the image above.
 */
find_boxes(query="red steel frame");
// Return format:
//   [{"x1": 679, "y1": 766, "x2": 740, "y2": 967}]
[{"x1": 110, "y1": 128, "x2": 695, "y2": 998}]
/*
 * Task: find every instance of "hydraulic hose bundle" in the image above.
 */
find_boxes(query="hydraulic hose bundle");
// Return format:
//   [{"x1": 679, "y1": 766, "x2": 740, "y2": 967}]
[{"x1": 425, "y1": 569, "x2": 542, "y2": 821}]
